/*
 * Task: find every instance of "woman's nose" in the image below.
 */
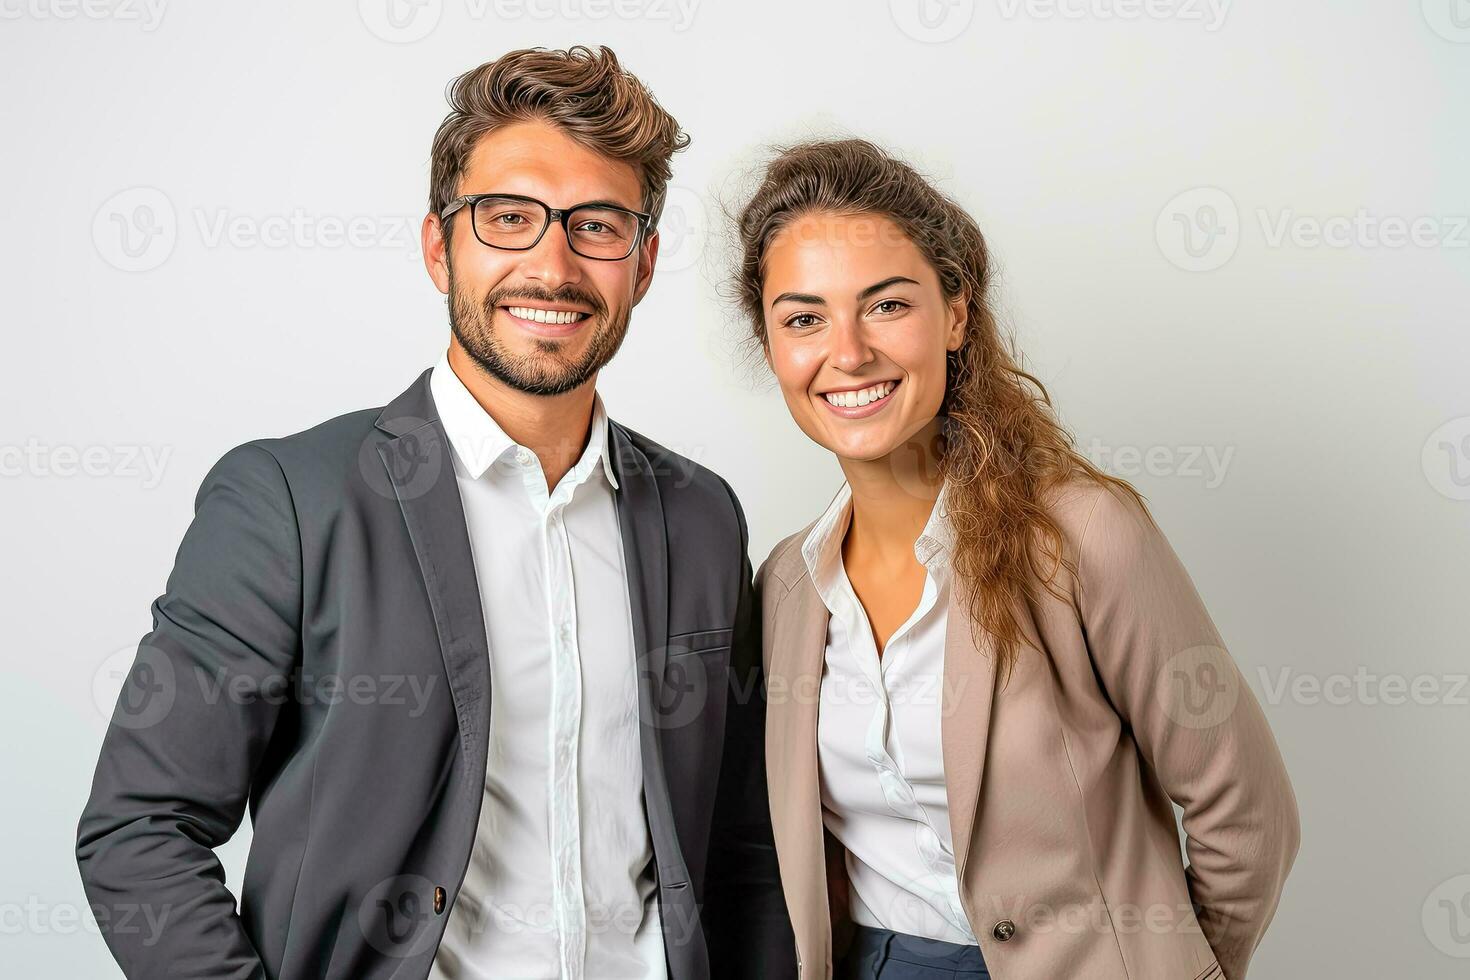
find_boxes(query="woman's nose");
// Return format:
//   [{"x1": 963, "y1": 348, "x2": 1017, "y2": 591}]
[{"x1": 827, "y1": 317, "x2": 875, "y2": 374}]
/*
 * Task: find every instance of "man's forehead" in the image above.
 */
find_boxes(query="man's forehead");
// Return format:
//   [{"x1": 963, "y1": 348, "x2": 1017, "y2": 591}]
[{"x1": 460, "y1": 123, "x2": 642, "y2": 210}]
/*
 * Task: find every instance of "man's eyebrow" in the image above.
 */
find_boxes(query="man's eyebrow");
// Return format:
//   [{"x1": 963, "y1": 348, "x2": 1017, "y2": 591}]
[
  {"x1": 770, "y1": 276, "x2": 921, "y2": 308},
  {"x1": 574, "y1": 198, "x2": 642, "y2": 212}
]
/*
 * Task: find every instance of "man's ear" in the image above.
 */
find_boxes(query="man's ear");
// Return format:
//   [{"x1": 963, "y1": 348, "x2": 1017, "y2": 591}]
[
  {"x1": 630, "y1": 230, "x2": 660, "y2": 307},
  {"x1": 946, "y1": 289, "x2": 969, "y2": 351},
  {"x1": 423, "y1": 212, "x2": 450, "y2": 294}
]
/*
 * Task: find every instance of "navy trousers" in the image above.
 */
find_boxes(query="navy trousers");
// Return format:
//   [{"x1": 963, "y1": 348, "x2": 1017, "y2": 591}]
[{"x1": 836, "y1": 924, "x2": 990, "y2": 979}]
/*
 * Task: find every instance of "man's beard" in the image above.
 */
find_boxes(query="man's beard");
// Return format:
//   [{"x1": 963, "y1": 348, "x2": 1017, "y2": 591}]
[{"x1": 447, "y1": 271, "x2": 631, "y2": 397}]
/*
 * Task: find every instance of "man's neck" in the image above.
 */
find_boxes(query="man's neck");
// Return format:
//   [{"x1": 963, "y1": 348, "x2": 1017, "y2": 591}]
[{"x1": 446, "y1": 343, "x2": 599, "y2": 491}]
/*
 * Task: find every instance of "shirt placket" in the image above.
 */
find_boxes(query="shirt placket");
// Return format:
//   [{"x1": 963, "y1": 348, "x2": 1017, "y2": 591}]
[
  {"x1": 523, "y1": 452, "x2": 586, "y2": 980},
  {"x1": 855, "y1": 574, "x2": 971, "y2": 937}
]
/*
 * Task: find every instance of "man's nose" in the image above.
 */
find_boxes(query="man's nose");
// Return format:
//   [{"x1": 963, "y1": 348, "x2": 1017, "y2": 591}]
[{"x1": 518, "y1": 221, "x2": 584, "y2": 290}]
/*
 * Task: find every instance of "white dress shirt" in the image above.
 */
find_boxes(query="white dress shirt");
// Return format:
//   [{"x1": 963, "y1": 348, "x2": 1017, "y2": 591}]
[
  {"x1": 802, "y1": 482, "x2": 978, "y2": 946},
  {"x1": 427, "y1": 356, "x2": 665, "y2": 980}
]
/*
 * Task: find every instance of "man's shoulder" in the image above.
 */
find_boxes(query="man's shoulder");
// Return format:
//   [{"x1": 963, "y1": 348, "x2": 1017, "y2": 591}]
[
  {"x1": 242, "y1": 405, "x2": 387, "y2": 474},
  {"x1": 201, "y1": 375, "x2": 420, "y2": 507},
  {"x1": 610, "y1": 420, "x2": 748, "y2": 551},
  {"x1": 611, "y1": 420, "x2": 734, "y2": 504},
  {"x1": 240, "y1": 369, "x2": 434, "y2": 472}
]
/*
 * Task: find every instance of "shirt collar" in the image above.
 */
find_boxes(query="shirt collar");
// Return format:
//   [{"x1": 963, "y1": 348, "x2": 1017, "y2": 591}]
[
  {"x1": 915, "y1": 483, "x2": 955, "y2": 570},
  {"x1": 800, "y1": 481, "x2": 955, "y2": 603},
  {"x1": 428, "y1": 353, "x2": 619, "y2": 490}
]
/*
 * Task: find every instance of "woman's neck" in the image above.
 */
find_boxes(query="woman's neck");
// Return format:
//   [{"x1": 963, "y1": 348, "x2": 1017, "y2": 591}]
[{"x1": 838, "y1": 419, "x2": 945, "y2": 568}]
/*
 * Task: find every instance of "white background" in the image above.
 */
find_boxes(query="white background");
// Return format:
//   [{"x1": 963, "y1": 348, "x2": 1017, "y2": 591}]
[{"x1": 2, "y1": 0, "x2": 1468, "y2": 976}]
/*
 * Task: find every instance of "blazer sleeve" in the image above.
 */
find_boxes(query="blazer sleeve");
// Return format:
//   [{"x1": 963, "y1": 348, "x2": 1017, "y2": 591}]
[
  {"x1": 1074, "y1": 485, "x2": 1300, "y2": 980},
  {"x1": 76, "y1": 442, "x2": 302, "y2": 980}
]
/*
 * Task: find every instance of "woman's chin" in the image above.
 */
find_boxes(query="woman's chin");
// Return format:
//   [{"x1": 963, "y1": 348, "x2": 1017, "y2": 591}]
[{"x1": 822, "y1": 432, "x2": 902, "y2": 464}]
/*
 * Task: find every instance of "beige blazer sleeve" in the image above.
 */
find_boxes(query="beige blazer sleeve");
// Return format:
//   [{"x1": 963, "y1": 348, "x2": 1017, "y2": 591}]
[{"x1": 1075, "y1": 485, "x2": 1301, "y2": 980}]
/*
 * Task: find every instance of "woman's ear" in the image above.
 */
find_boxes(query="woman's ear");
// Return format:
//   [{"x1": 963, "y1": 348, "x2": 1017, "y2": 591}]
[{"x1": 946, "y1": 290, "x2": 969, "y2": 351}]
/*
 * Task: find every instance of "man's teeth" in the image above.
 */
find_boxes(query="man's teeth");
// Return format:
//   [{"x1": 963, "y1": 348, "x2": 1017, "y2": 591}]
[
  {"x1": 506, "y1": 306, "x2": 587, "y2": 325},
  {"x1": 823, "y1": 381, "x2": 897, "y2": 408}
]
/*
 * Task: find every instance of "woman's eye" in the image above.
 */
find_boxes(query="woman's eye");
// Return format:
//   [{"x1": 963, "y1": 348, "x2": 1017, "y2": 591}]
[
  {"x1": 785, "y1": 313, "x2": 821, "y2": 329},
  {"x1": 872, "y1": 299, "x2": 909, "y2": 315}
]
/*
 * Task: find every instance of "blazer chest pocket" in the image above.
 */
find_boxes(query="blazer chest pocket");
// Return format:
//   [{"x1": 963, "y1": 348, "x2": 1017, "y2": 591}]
[
  {"x1": 657, "y1": 628, "x2": 734, "y2": 794},
  {"x1": 666, "y1": 627, "x2": 733, "y2": 657}
]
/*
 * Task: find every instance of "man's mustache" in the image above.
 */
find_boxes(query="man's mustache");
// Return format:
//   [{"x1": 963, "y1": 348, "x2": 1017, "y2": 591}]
[{"x1": 481, "y1": 284, "x2": 606, "y2": 319}]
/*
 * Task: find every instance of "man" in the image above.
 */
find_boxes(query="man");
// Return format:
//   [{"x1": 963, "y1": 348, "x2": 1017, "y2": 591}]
[{"x1": 77, "y1": 45, "x2": 795, "y2": 980}]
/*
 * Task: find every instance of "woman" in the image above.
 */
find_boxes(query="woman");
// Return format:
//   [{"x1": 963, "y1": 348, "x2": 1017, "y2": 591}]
[{"x1": 735, "y1": 140, "x2": 1299, "y2": 980}]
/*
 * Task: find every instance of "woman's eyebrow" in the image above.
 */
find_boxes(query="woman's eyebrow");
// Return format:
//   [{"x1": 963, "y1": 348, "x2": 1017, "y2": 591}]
[
  {"x1": 856, "y1": 275, "x2": 920, "y2": 301},
  {"x1": 770, "y1": 290, "x2": 826, "y2": 307},
  {"x1": 770, "y1": 276, "x2": 921, "y2": 309}
]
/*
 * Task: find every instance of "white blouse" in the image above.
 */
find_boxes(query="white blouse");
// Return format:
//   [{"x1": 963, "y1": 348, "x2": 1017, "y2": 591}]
[{"x1": 801, "y1": 482, "x2": 977, "y2": 945}]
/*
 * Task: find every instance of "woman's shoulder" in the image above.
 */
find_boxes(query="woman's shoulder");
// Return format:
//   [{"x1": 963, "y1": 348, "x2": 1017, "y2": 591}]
[
  {"x1": 754, "y1": 520, "x2": 819, "y2": 599},
  {"x1": 1040, "y1": 474, "x2": 1172, "y2": 588}
]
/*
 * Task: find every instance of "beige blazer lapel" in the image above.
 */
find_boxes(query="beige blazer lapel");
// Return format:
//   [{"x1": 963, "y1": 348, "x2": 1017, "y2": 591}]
[
  {"x1": 940, "y1": 591, "x2": 999, "y2": 889},
  {"x1": 766, "y1": 576, "x2": 832, "y2": 975}
]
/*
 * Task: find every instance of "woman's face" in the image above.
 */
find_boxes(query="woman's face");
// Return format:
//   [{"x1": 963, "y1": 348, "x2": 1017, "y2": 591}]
[{"x1": 761, "y1": 212, "x2": 967, "y2": 464}]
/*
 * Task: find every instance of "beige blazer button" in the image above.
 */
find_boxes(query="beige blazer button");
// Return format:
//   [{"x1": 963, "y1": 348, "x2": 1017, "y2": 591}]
[{"x1": 992, "y1": 919, "x2": 1016, "y2": 942}]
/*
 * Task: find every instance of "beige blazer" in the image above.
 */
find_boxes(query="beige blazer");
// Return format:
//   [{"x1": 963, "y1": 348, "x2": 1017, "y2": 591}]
[{"x1": 756, "y1": 479, "x2": 1300, "y2": 980}]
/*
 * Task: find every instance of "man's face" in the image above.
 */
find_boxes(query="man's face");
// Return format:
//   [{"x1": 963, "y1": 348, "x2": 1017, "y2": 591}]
[{"x1": 424, "y1": 119, "x2": 659, "y2": 396}]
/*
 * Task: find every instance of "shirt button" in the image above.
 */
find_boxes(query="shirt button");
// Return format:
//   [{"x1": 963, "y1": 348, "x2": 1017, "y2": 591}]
[{"x1": 515, "y1": 448, "x2": 533, "y2": 465}]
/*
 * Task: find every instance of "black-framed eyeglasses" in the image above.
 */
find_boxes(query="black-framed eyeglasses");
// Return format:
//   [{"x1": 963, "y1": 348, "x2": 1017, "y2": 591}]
[{"x1": 441, "y1": 193, "x2": 652, "y2": 261}]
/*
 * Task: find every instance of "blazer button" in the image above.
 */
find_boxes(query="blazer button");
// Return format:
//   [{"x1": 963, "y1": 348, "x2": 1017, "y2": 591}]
[
  {"x1": 433, "y1": 886, "x2": 446, "y2": 915},
  {"x1": 992, "y1": 919, "x2": 1016, "y2": 942}
]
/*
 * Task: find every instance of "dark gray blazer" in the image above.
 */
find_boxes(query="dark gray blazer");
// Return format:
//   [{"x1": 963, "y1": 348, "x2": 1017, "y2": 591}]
[{"x1": 77, "y1": 370, "x2": 796, "y2": 980}]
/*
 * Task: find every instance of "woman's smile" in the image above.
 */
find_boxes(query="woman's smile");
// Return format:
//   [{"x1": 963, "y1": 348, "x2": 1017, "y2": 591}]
[{"x1": 817, "y1": 379, "x2": 902, "y2": 418}]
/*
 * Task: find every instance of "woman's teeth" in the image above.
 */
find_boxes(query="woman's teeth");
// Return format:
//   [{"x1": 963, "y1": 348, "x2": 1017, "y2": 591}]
[
  {"x1": 823, "y1": 380, "x2": 897, "y2": 408},
  {"x1": 506, "y1": 306, "x2": 588, "y2": 325}
]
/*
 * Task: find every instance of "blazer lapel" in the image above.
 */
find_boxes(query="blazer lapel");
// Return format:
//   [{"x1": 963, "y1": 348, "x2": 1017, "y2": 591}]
[
  {"x1": 941, "y1": 590, "x2": 999, "y2": 888},
  {"x1": 608, "y1": 423, "x2": 690, "y2": 889},
  {"x1": 767, "y1": 575, "x2": 833, "y2": 972},
  {"x1": 373, "y1": 370, "x2": 492, "y2": 794}
]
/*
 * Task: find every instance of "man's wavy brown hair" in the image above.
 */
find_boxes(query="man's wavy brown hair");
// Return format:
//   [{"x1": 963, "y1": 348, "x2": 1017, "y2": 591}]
[
  {"x1": 734, "y1": 138, "x2": 1152, "y2": 681},
  {"x1": 429, "y1": 45, "x2": 689, "y2": 226}
]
